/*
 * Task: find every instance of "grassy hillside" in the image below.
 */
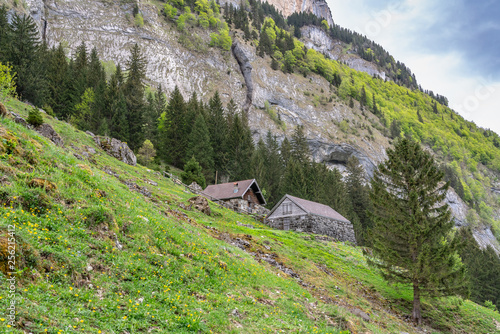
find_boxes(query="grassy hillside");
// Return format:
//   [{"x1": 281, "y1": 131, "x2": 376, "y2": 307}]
[{"x1": 1, "y1": 100, "x2": 499, "y2": 333}]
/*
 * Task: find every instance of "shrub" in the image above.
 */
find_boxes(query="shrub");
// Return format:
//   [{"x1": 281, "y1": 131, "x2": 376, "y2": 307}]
[
  {"x1": 134, "y1": 13, "x2": 144, "y2": 27},
  {"x1": 27, "y1": 107, "x2": 44, "y2": 127}
]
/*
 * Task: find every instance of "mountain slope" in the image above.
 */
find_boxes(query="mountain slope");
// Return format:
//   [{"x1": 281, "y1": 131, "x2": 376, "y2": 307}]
[
  {"x1": 1, "y1": 99, "x2": 500, "y2": 333},
  {"x1": 13, "y1": 0, "x2": 500, "y2": 254}
]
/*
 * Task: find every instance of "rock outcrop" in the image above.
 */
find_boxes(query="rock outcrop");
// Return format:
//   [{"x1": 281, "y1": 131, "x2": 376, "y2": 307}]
[
  {"x1": 232, "y1": 41, "x2": 253, "y2": 112},
  {"x1": 445, "y1": 188, "x2": 468, "y2": 226},
  {"x1": 36, "y1": 123, "x2": 64, "y2": 146},
  {"x1": 93, "y1": 136, "x2": 136, "y2": 166},
  {"x1": 309, "y1": 141, "x2": 377, "y2": 178},
  {"x1": 300, "y1": 26, "x2": 386, "y2": 80},
  {"x1": 188, "y1": 196, "x2": 211, "y2": 215}
]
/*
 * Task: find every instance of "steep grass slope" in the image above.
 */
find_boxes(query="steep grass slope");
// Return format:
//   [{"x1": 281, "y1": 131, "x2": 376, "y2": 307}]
[{"x1": 0, "y1": 100, "x2": 499, "y2": 333}]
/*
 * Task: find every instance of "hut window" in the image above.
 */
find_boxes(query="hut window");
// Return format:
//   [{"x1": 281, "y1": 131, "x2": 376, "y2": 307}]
[{"x1": 282, "y1": 203, "x2": 292, "y2": 214}]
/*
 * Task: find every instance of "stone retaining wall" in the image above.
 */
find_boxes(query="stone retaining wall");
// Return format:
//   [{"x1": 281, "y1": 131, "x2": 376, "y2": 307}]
[{"x1": 267, "y1": 214, "x2": 356, "y2": 244}]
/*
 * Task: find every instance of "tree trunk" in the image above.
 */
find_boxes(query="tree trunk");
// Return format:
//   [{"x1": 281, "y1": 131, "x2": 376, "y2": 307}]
[{"x1": 412, "y1": 282, "x2": 422, "y2": 325}]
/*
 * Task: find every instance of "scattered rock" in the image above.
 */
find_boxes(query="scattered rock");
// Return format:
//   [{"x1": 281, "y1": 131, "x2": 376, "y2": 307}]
[
  {"x1": 85, "y1": 146, "x2": 96, "y2": 154},
  {"x1": 36, "y1": 123, "x2": 64, "y2": 146},
  {"x1": 145, "y1": 179, "x2": 158, "y2": 186},
  {"x1": 188, "y1": 196, "x2": 211, "y2": 215},
  {"x1": 0, "y1": 176, "x2": 10, "y2": 186},
  {"x1": 86, "y1": 264, "x2": 93, "y2": 272},
  {"x1": 103, "y1": 168, "x2": 120, "y2": 178},
  {"x1": 74, "y1": 153, "x2": 84, "y2": 160},
  {"x1": 231, "y1": 308, "x2": 241, "y2": 318},
  {"x1": 188, "y1": 181, "x2": 203, "y2": 194},
  {"x1": 10, "y1": 112, "x2": 31, "y2": 128},
  {"x1": 93, "y1": 136, "x2": 136, "y2": 166},
  {"x1": 123, "y1": 180, "x2": 152, "y2": 197},
  {"x1": 113, "y1": 233, "x2": 123, "y2": 250},
  {"x1": 86, "y1": 131, "x2": 95, "y2": 137},
  {"x1": 350, "y1": 307, "x2": 370, "y2": 322},
  {"x1": 28, "y1": 178, "x2": 57, "y2": 192},
  {"x1": 237, "y1": 222, "x2": 254, "y2": 228}
]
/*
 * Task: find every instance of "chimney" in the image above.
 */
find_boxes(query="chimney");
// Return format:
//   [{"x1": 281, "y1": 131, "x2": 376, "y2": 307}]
[{"x1": 233, "y1": 182, "x2": 238, "y2": 193}]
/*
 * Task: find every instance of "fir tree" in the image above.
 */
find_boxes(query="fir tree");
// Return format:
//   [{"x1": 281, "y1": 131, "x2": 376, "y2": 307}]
[
  {"x1": 47, "y1": 44, "x2": 74, "y2": 119},
  {"x1": 207, "y1": 91, "x2": 229, "y2": 179},
  {"x1": 367, "y1": 138, "x2": 468, "y2": 324},
  {"x1": 346, "y1": 156, "x2": 372, "y2": 245},
  {"x1": 9, "y1": 13, "x2": 47, "y2": 106},
  {"x1": 160, "y1": 85, "x2": 186, "y2": 167},
  {"x1": 227, "y1": 113, "x2": 254, "y2": 180},
  {"x1": 123, "y1": 43, "x2": 146, "y2": 151},
  {"x1": 186, "y1": 113, "x2": 214, "y2": 181},
  {"x1": 181, "y1": 156, "x2": 206, "y2": 189},
  {"x1": 291, "y1": 125, "x2": 309, "y2": 164}
]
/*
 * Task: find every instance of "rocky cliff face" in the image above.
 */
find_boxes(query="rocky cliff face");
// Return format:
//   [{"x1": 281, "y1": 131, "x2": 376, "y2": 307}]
[{"x1": 221, "y1": 0, "x2": 334, "y2": 26}]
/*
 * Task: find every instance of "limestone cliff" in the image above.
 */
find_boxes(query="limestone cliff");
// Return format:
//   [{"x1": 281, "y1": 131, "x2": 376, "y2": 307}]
[{"x1": 220, "y1": 0, "x2": 334, "y2": 26}]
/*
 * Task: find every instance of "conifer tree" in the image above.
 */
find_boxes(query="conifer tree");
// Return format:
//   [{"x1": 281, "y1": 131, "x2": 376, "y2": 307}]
[
  {"x1": 9, "y1": 13, "x2": 47, "y2": 106},
  {"x1": 47, "y1": 44, "x2": 74, "y2": 119},
  {"x1": 186, "y1": 113, "x2": 214, "y2": 181},
  {"x1": 346, "y1": 156, "x2": 372, "y2": 245},
  {"x1": 160, "y1": 85, "x2": 186, "y2": 167},
  {"x1": 124, "y1": 43, "x2": 146, "y2": 150},
  {"x1": 207, "y1": 91, "x2": 229, "y2": 179},
  {"x1": 110, "y1": 91, "x2": 129, "y2": 142},
  {"x1": 181, "y1": 156, "x2": 206, "y2": 189},
  {"x1": 227, "y1": 113, "x2": 254, "y2": 180},
  {"x1": 280, "y1": 136, "x2": 292, "y2": 168},
  {"x1": 367, "y1": 138, "x2": 468, "y2": 324},
  {"x1": 0, "y1": 6, "x2": 10, "y2": 63},
  {"x1": 291, "y1": 125, "x2": 309, "y2": 164}
]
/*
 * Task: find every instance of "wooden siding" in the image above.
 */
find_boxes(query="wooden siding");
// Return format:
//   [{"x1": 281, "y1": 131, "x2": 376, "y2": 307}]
[
  {"x1": 267, "y1": 199, "x2": 307, "y2": 219},
  {"x1": 244, "y1": 188, "x2": 260, "y2": 205}
]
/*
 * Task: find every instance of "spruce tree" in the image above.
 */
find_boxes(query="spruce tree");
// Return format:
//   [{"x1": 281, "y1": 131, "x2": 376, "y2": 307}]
[
  {"x1": 186, "y1": 113, "x2": 214, "y2": 181},
  {"x1": 47, "y1": 44, "x2": 74, "y2": 119},
  {"x1": 367, "y1": 138, "x2": 468, "y2": 324},
  {"x1": 291, "y1": 125, "x2": 309, "y2": 164},
  {"x1": 9, "y1": 13, "x2": 47, "y2": 106},
  {"x1": 160, "y1": 85, "x2": 186, "y2": 167},
  {"x1": 181, "y1": 156, "x2": 206, "y2": 189},
  {"x1": 207, "y1": 91, "x2": 229, "y2": 179},
  {"x1": 123, "y1": 43, "x2": 146, "y2": 150},
  {"x1": 346, "y1": 156, "x2": 372, "y2": 245},
  {"x1": 227, "y1": 113, "x2": 254, "y2": 180}
]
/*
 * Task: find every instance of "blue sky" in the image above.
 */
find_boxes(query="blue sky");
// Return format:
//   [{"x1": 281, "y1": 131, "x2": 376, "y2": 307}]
[{"x1": 327, "y1": 0, "x2": 500, "y2": 134}]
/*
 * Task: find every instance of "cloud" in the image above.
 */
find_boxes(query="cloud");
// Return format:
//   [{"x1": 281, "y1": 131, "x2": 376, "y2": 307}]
[{"x1": 327, "y1": 0, "x2": 500, "y2": 134}]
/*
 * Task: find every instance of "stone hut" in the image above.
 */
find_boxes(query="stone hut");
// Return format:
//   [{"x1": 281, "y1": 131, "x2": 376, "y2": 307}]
[
  {"x1": 203, "y1": 179, "x2": 267, "y2": 214},
  {"x1": 265, "y1": 194, "x2": 356, "y2": 244}
]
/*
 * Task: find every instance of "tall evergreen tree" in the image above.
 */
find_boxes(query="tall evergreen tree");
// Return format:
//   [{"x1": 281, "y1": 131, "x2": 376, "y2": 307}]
[
  {"x1": 227, "y1": 113, "x2": 254, "y2": 180},
  {"x1": 207, "y1": 91, "x2": 229, "y2": 180},
  {"x1": 123, "y1": 43, "x2": 146, "y2": 150},
  {"x1": 160, "y1": 86, "x2": 186, "y2": 167},
  {"x1": 9, "y1": 13, "x2": 47, "y2": 106},
  {"x1": 47, "y1": 44, "x2": 74, "y2": 119},
  {"x1": 291, "y1": 125, "x2": 309, "y2": 164},
  {"x1": 367, "y1": 138, "x2": 468, "y2": 324},
  {"x1": 186, "y1": 113, "x2": 214, "y2": 182},
  {"x1": 346, "y1": 156, "x2": 372, "y2": 245}
]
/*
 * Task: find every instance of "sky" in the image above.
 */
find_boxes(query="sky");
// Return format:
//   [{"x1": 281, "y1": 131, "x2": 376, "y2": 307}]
[{"x1": 326, "y1": 0, "x2": 500, "y2": 134}]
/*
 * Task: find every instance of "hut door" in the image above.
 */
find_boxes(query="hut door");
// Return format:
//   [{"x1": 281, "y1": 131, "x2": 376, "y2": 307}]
[{"x1": 283, "y1": 218, "x2": 290, "y2": 231}]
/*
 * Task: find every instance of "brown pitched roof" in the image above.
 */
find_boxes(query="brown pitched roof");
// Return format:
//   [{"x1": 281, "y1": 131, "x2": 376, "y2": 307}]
[
  {"x1": 283, "y1": 194, "x2": 350, "y2": 223},
  {"x1": 203, "y1": 179, "x2": 266, "y2": 205}
]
